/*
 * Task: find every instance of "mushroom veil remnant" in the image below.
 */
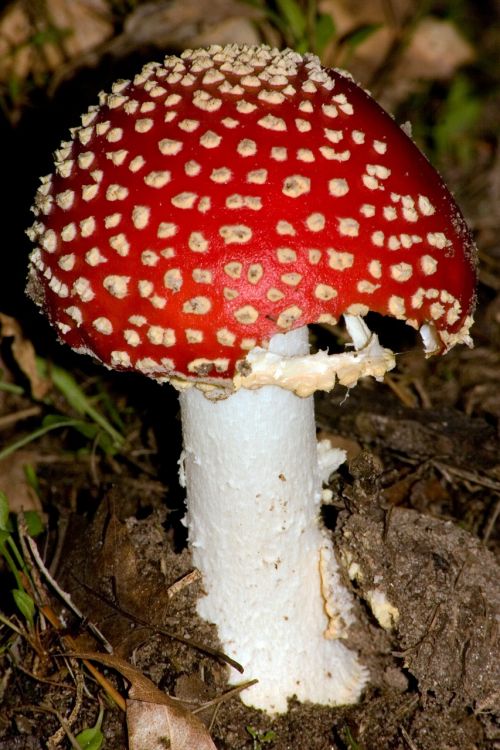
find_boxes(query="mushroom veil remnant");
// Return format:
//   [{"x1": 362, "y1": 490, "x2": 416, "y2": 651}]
[{"x1": 27, "y1": 44, "x2": 477, "y2": 714}]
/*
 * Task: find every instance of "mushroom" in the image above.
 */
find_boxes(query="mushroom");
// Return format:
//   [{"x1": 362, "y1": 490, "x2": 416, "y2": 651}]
[{"x1": 26, "y1": 45, "x2": 477, "y2": 714}]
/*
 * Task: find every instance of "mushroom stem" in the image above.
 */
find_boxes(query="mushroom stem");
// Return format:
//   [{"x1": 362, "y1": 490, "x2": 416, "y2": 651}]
[{"x1": 179, "y1": 327, "x2": 368, "y2": 713}]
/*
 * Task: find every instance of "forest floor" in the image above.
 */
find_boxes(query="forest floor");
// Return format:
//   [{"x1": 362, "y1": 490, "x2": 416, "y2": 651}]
[{"x1": 0, "y1": 1, "x2": 499, "y2": 748}]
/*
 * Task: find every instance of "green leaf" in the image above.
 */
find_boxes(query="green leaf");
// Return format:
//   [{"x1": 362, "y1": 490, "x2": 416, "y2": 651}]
[
  {"x1": 46, "y1": 364, "x2": 93, "y2": 416},
  {"x1": 434, "y1": 75, "x2": 481, "y2": 163},
  {"x1": 6, "y1": 534, "x2": 27, "y2": 578},
  {"x1": 0, "y1": 380, "x2": 24, "y2": 395},
  {"x1": 1, "y1": 414, "x2": 119, "y2": 459},
  {"x1": 294, "y1": 39, "x2": 309, "y2": 54},
  {"x1": 76, "y1": 706, "x2": 105, "y2": 750},
  {"x1": 96, "y1": 385, "x2": 126, "y2": 432},
  {"x1": 75, "y1": 726, "x2": 104, "y2": 750},
  {"x1": 275, "y1": 0, "x2": 307, "y2": 41},
  {"x1": 23, "y1": 511, "x2": 44, "y2": 537},
  {"x1": 341, "y1": 23, "x2": 381, "y2": 54},
  {"x1": 0, "y1": 529, "x2": 11, "y2": 546},
  {"x1": 343, "y1": 725, "x2": 364, "y2": 750},
  {"x1": 0, "y1": 368, "x2": 24, "y2": 394},
  {"x1": 72, "y1": 421, "x2": 100, "y2": 440},
  {"x1": 42, "y1": 413, "x2": 76, "y2": 428},
  {"x1": 95, "y1": 430, "x2": 119, "y2": 457},
  {"x1": 12, "y1": 589, "x2": 36, "y2": 628},
  {"x1": 0, "y1": 536, "x2": 22, "y2": 586},
  {"x1": 23, "y1": 464, "x2": 40, "y2": 495},
  {"x1": 0, "y1": 417, "x2": 77, "y2": 462},
  {"x1": 30, "y1": 25, "x2": 72, "y2": 48},
  {"x1": 48, "y1": 363, "x2": 124, "y2": 446},
  {"x1": 0, "y1": 492, "x2": 9, "y2": 531},
  {"x1": 314, "y1": 13, "x2": 336, "y2": 54},
  {"x1": 70, "y1": 422, "x2": 119, "y2": 456},
  {"x1": 246, "y1": 725, "x2": 277, "y2": 747}
]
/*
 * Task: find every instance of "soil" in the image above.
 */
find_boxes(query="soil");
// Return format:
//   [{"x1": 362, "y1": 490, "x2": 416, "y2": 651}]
[{"x1": 0, "y1": 1, "x2": 499, "y2": 749}]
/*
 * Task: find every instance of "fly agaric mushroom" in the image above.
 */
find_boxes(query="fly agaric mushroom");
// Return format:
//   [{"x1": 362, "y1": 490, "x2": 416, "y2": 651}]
[{"x1": 26, "y1": 45, "x2": 476, "y2": 713}]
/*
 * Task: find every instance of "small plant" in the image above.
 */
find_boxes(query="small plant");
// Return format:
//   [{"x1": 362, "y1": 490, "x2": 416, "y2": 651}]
[
  {"x1": 405, "y1": 74, "x2": 482, "y2": 169},
  {"x1": 246, "y1": 724, "x2": 277, "y2": 749},
  {"x1": 0, "y1": 491, "x2": 43, "y2": 649},
  {"x1": 433, "y1": 74, "x2": 482, "y2": 165},
  {"x1": 342, "y1": 725, "x2": 364, "y2": 750},
  {"x1": 75, "y1": 704, "x2": 105, "y2": 750},
  {"x1": 244, "y1": 0, "x2": 335, "y2": 56},
  {"x1": 0, "y1": 493, "x2": 114, "y2": 745},
  {"x1": 0, "y1": 368, "x2": 24, "y2": 394},
  {"x1": 0, "y1": 358, "x2": 125, "y2": 462}
]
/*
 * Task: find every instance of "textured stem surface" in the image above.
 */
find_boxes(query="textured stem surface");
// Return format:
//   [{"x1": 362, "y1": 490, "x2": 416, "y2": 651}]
[{"x1": 179, "y1": 327, "x2": 367, "y2": 713}]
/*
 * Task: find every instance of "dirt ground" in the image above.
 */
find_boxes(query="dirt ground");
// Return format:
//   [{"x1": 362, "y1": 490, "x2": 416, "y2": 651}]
[{"x1": 0, "y1": 1, "x2": 499, "y2": 748}]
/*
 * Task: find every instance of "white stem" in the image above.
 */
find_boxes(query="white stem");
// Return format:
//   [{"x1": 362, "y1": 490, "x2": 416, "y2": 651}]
[{"x1": 179, "y1": 327, "x2": 368, "y2": 714}]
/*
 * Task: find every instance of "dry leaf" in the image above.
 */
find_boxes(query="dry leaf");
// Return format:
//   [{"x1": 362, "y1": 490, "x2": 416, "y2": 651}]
[
  {"x1": 188, "y1": 15, "x2": 260, "y2": 49},
  {"x1": 98, "y1": 513, "x2": 141, "y2": 613},
  {"x1": 399, "y1": 17, "x2": 475, "y2": 81},
  {"x1": 318, "y1": 0, "x2": 396, "y2": 74},
  {"x1": 0, "y1": 313, "x2": 50, "y2": 399},
  {"x1": 47, "y1": 0, "x2": 113, "y2": 62},
  {"x1": 127, "y1": 699, "x2": 217, "y2": 750},
  {"x1": 381, "y1": 16, "x2": 475, "y2": 108},
  {"x1": 74, "y1": 652, "x2": 217, "y2": 750},
  {"x1": 0, "y1": 0, "x2": 112, "y2": 83},
  {"x1": 0, "y1": 3, "x2": 33, "y2": 82},
  {"x1": 115, "y1": 0, "x2": 261, "y2": 54},
  {"x1": 0, "y1": 450, "x2": 43, "y2": 515}
]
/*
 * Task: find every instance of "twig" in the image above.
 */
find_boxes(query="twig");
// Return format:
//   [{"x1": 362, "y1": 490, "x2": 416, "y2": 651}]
[
  {"x1": 17, "y1": 514, "x2": 47, "y2": 619},
  {"x1": 0, "y1": 406, "x2": 42, "y2": 431},
  {"x1": 483, "y1": 498, "x2": 500, "y2": 545},
  {"x1": 433, "y1": 461, "x2": 500, "y2": 493},
  {"x1": 41, "y1": 604, "x2": 126, "y2": 712},
  {"x1": 0, "y1": 610, "x2": 25, "y2": 637},
  {"x1": 89, "y1": 432, "x2": 101, "y2": 484},
  {"x1": 393, "y1": 695, "x2": 419, "y2": 722},
  {"x1": 20, "y1": 533, "x2": 126, "y2": 710},
  {"x1": 7, "y1": 528, "x2": 126, "y2": 711},
  {"x1": 193, "y1": 678, "x2": 260, "y2": 732},
  {"x1": 384, "y1": 374, "x2": 417, "y2": 408},
  {"x1": 167, "y1": 569, "x2": 201, "y2": 599},
  {"x1": 193, "y1": 679, "x2": 259, "y2": 714},
  {"x1": 167, "y1": 678, "x2": 260, "y2": 735},
  {"x1": 400, "y1": 726, "x2": 419, "y2": 750},
  {"x1": 13, "y1": 661, "x2": 76, "y2": 690},
  {"x1": 46, "y1": 661, "x2": 84, "y2": 748},
  {"x1": 48, "y1": 513, "x2": 70, "y2": 577},
  {"x1": 17, "y1": 702, "x2": 82, "y2": 750},
  {"x1": 412, "y1": 378, "x2": 432, "y2": 409},
  {"x1": 0, "y1": 666, "x2": 12, "y2": 703},
  {"x1": 24, "y1": 534, "x2": 113, "y2": 653},
  {"x1": 73, "y1": 573, "x2": 244, "y2": 673},
  {"x1": 392, "y1": 602, "x2": 442, "y2": 658},
  {"x1": 383, "y1": 504, "x2": 394, "y2": 542}
]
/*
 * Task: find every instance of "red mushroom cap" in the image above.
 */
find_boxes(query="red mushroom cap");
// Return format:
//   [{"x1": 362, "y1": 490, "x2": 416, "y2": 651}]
[{"x1": 27, "y1": 44, "x2": 477, "y2": 385}]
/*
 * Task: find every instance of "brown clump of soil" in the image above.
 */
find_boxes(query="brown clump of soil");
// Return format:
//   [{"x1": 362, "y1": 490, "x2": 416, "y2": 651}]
[{"x1": 338, "y1": 503, "x2": 499, "y2": 712}]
